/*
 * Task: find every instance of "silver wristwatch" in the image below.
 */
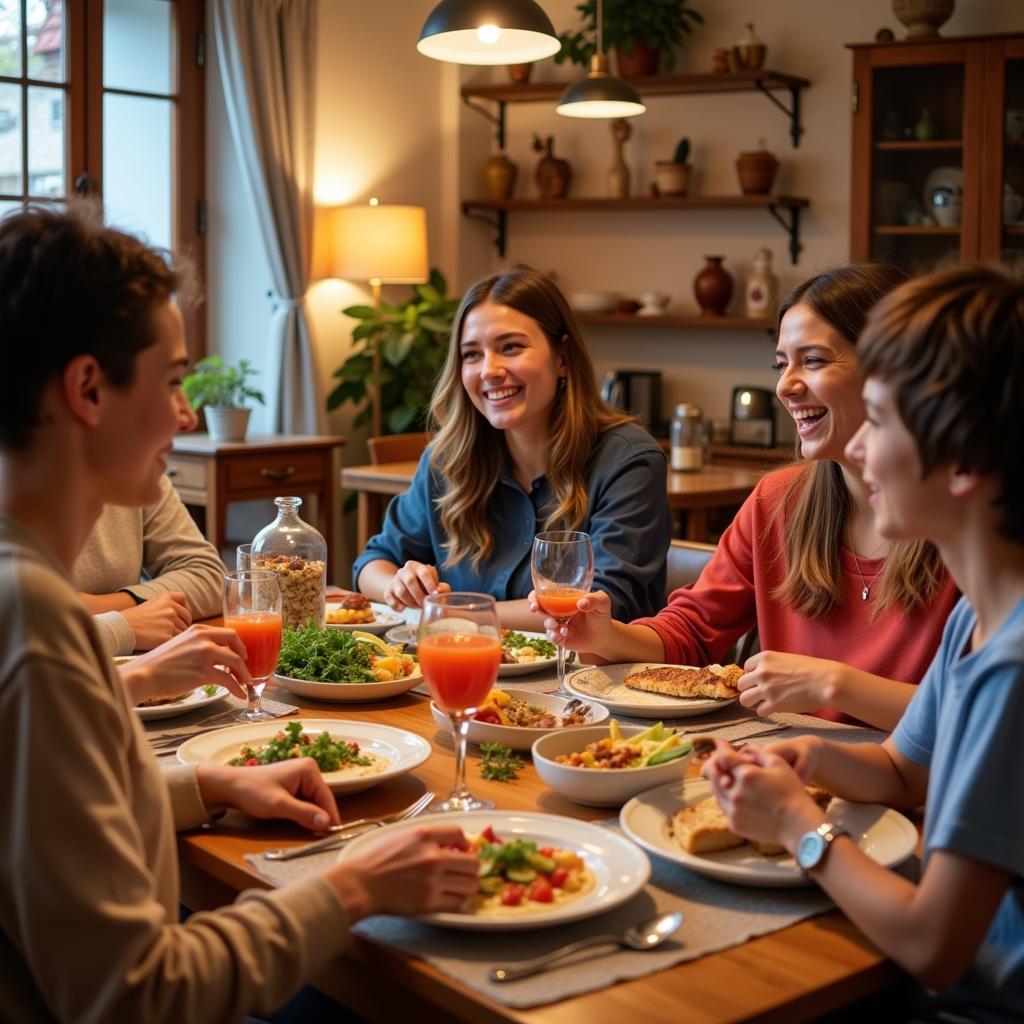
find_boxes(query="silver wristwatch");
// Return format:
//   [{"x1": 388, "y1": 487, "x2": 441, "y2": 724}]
[{"x1": 796, "y1": 822, "x2": 849, "y2": 872}]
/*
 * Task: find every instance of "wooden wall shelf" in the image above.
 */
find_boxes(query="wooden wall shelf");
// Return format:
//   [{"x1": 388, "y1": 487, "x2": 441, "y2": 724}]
[
  {"x1": 873, "y1": 140, "x2": 963, "y2": 150},
  {"x1": 576, "y1": 312, "x2": 774, "y2": 332},
  {"x1": 872, "y1": 225, "x2": 961, "y2": 235}
]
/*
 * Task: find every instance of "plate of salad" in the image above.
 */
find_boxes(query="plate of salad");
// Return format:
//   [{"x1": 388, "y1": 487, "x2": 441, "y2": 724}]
[
  {"x1": 176, "y1": 718, "x2": 431, "y2": 793},
  {"x1": 273, "y1": 623, "x2": 422, "y2": 702},
  {"x1": 498, "y1": 630, "x2": 569, "y2": 677},
  {"x1": 134, "y1": 684, "x2": 231, "y2": 721}
]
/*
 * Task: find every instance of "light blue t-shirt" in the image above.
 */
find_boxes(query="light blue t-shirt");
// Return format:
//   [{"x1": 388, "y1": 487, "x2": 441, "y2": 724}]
[
  {"x1": 894, "y1": 595, "x2": 1024, "y2": 1020},
  {"x1": 352, "y1": 422, "x2": 672, "y2": 621}
]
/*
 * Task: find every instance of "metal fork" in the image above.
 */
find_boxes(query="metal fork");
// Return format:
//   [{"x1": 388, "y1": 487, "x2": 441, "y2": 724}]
[{"x1": 262, "y1": 792, "x2": 435, "y2": 861}]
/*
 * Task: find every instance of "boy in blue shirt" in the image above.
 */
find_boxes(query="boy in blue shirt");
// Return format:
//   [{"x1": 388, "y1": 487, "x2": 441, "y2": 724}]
[{"x1": 704, "y1": 263, "x2": 1024, "y2": 1020}]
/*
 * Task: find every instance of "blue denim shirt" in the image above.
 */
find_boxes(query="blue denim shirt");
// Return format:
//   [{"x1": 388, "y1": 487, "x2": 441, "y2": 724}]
[{"x1": 352, "y1": 422, "x2": 671, "y2": 620}]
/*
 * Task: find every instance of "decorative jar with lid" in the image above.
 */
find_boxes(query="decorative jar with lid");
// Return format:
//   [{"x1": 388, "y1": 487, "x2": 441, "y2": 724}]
[
  {"x1": 250, "y1": 496, "x2": 327, "y2": 629},
  {"x1": 671, "y1": 404, "x2": 705, "y2": 472}
]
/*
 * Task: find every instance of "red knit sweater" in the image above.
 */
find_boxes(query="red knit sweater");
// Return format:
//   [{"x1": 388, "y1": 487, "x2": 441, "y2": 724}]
[{"x1": 633, "y1": 464, "x2": 960, "y2": 723}]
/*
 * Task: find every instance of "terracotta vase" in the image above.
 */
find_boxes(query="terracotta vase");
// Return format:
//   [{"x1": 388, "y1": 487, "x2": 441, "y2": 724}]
[
  {"x1": 614, "y1": 39, "x2": 660, "y2": 77},
  {"x1": 891, "y1": 0, "x2": 954, "y2": 38},
  {"x1": 482, "y1": 152, "x2": 517, "y2": 200},
  {"x1": 507, "y1": 62, "x2": 533, "y2": 84},
  {"x1": 735, "y1": 149, "x2": 779, "y2": 195},
  {"x1": 533, "y1": 135, "x2": 571, "y2": 199},
  {"x1": 694, "y1": 256, "x2": 734, "y2": 316}
]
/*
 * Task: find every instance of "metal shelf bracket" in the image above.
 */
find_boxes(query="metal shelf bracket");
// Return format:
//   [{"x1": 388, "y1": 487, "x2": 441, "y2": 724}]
[
  {"x1": 767, "y1": 204, "x2": 802, "y2": 264},
  {"x1": 465, "y1": 207, "x2": 507, "y2": 257},
  {"x1": 462, "y1": 96, "x2": 506, "y2": 149},
  {"x1": 755, "y1": 80, "x2": 803, "y2": 147}
]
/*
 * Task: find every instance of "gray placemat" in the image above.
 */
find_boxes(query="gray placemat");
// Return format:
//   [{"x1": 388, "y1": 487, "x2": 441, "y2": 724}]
[{"x1": 245, "y1": 820, "x2": 846, "y2": 1009}]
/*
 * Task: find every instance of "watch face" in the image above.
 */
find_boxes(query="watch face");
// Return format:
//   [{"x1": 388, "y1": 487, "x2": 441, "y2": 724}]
[{"x1": 796, "y1": 830, "x2": 826, "y2": 870}]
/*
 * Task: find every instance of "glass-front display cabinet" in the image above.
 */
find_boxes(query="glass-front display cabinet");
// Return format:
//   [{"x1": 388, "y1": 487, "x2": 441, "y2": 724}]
[{"x1": 848, "y1": 33, "x2": 1024, "y2": 270}]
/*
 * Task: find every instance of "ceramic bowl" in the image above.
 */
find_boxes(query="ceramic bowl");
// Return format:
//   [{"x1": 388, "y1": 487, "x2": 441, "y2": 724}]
[{"x1": 532, "y1": 724, "x2": 694, "y2": 807}]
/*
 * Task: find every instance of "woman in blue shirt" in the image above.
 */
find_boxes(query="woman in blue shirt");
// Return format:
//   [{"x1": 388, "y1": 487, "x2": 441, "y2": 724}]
[{"x1": 354, "y1": 265, "x2": 672, "y2": 627}]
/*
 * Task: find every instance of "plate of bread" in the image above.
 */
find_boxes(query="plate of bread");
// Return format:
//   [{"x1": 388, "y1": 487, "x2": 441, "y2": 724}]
[
  {"x1": 564, "y1": 663, "x2": 742, "y2": 718},
  {"x1": 620, "y1": 778, "x2": 917, "y2": 887}
]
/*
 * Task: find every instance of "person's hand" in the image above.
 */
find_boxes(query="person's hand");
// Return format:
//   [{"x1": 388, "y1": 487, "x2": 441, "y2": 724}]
[
  {"x1": 120, "y1": 591, "x2": 192, "y2": 650},
  {"x1": 528, "y1": 588, "x2": 612, "y2": 652},
  {"x1": 119, "y1": 623, "x2": 251, "y2": 703},
  {"x1": 326, "y1": 825, "x2": 480, "y2": 921},
  {"x1": 737, "y1": 651, "x2": 839, "y2": 717},
  {"x1": 702, "y1": 741, "x2": 825, "y2": 853},
  {"x1": 761, "y1": 735, "x2": 822, "y2": 783},
  {"x1": 196, "y1": 759, "x2": 341, "y2": 832},
  {"x1": 382, "y1": 561, "x2": 451, "y2": 611}
]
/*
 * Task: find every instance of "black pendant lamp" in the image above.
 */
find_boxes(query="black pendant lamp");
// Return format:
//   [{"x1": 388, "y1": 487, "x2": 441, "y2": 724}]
[
  {"x1": 555, "y1": 0, "x2": 645, "y2": 119},
  {"x1": 417, "y1": 0, "x2": 560, "y2": 65}
]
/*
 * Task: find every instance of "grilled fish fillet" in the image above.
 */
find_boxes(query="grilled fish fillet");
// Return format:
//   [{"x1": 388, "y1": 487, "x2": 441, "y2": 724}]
[
  {"x1": 624, "y1": 663, "x2": 745, "y2": 700},
  {"x1": 670, "y1": 787, "x2": 833, "y2": 856}
]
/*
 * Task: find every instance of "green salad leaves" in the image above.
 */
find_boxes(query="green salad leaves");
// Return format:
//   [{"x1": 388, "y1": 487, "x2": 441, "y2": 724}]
[
  {"x1": 228, "y1": 721, "x2": 373, "y2": 773},
  {"x1": 276, "y1": 623, "x2": 377, "y2": 683}
]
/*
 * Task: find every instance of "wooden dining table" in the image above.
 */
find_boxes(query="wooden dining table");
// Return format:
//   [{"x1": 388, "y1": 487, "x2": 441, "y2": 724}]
[
  {"x1": 341, "y1": 461, "x2": 766, "y2": 549},
  {"x1": 173, "y1": 679, "x2": 900, "y2": 1024}
]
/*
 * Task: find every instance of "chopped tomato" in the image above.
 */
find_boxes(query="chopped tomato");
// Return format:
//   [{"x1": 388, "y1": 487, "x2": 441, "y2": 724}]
[
  {"x1": 539, "y1": 846, "x2": 555, "y2": 857},
  {"x1": 474, "y1": 709, "x2": 501, "y2": 725},
  {"x1": 549, "y1": 867, "x2": 569, "y2": 888},
  {"x1": 500, "y1": 883, "x2": 525, "y2": 907},
  {"x1": 244, "y1": 758, "x2": 260, "y2": 767},
  {"x1": 481, "y1": 825, "x2": 501, "y2": 844},
  {"x1": 527, "y1": 877, "x2": 554, "y2": 903}
]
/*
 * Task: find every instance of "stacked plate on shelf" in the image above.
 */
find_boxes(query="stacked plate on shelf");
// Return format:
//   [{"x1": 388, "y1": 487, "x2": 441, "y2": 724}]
[{"x1": 568, "y1": 290, "x2": 618, "y2": 314}]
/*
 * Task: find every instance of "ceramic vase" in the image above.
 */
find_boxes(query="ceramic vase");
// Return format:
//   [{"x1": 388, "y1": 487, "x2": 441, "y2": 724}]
[
  {"x1": 533, "y1": 135, "x2": 571, "y2": 199},
  {"x1": 654, "y1": 162, "x2": 691, "y2": 197},
  {"x1": 614, "y1": 40, "x2": 660, "y2": 77},
  {"x1": 507, "y1": 62, "x2": 533, "y2": 84},
  {"x1": 694, "y1": 256, "x2": 734, "y2": 316},
  {"x1": 891, "y1": 0, "x2": 954, "y2": 38},
  {"x1": 482, "y1": 152, "x2": 517, "y2": 200},
  {"x1": 735, "y1": 149, "x2": 779, "y2": 195},
  {"x1": 205, "y1": 407, "x2": 251, "y2": 443}
]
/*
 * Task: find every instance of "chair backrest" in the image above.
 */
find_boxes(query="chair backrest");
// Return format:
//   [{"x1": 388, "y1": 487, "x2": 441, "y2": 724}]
[
  {"x1": 665, "y1": 539, "x2": 717, "y2": 599},
  {"x1": 366, "y1": 432, "x2": 430, "y2": 465}
]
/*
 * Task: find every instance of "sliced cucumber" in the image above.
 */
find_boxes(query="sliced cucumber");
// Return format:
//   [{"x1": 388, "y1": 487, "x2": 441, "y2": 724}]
[
  {"x1": 646, "y1": 743, "x2": 693, "y2": 767},
  {"x1": 527, "y1": 852, "x2": 556, "y2": 874},
  {"x1": 478, "y1": 875, "x2": 503, "y2": 894},
  {"x1": 505, "y1": 866, "x2": 537, "y2": 883}
]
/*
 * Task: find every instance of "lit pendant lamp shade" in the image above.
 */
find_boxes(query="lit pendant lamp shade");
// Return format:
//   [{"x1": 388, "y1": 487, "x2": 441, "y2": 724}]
[
  {"x1": 417, "y1": 0, "x2": 560, "y2": 65},
  {"x1": 556, "y1": 53, "x2": 645, "y2": 119},
  {"x1": 329, "y1": 202, "x2": 428, "y2": 285}
]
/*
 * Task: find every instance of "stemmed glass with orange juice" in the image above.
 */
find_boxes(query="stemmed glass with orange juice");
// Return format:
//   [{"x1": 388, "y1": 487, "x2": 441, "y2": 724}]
[
  {"x1": 223, "y1": 569, "x2": 283, "y2": 721},
  {"x1": 418, "y1": 592, "x2": 502, "y2": 812},
  {"x1": 531, "y1": 531, "x2": 595, "y2": 696}
]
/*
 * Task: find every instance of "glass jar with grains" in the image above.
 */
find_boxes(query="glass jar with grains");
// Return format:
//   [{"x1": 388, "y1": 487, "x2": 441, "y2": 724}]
[{"x1": 250, "y1": 496, "x2": 327, "y2": 629}]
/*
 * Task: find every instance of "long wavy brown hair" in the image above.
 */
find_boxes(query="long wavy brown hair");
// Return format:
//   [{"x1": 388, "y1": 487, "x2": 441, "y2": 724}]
[
  {"x1": 770, "y1": 264, "x2": 947, "y2": 618},
  {"x1": 429, "y1": 265, "x2": 635, "y2": 570}
]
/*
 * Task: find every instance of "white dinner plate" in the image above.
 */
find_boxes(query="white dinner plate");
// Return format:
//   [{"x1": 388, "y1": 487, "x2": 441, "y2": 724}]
[
  {"x1": 274, "y1": 667, "x2": 423, "y2": 703},
  {"x1": 499, "y1": 630, "x2": 562, "y2": 677},
  {"x1": 620, "y1": 778, "x2": 917, "y2": 888},
  {"x1": 428, "y1": 689, "x2": 609, "y2": 750},
  {"x1": 177, "y1": 718, "x2": 431, "y2": 794},
  {"x1": 135, "y1": 685, "x2": 230, "y2": 721},
  {"x1": 325, "y1": 601, "x2": 404, "y2": 635},
  {"x1": 565, "y1": 664, "x2": 739, "y2": 719},
  {"x1": 337, "y1": 810, "x2": 650, "y2": 931}
]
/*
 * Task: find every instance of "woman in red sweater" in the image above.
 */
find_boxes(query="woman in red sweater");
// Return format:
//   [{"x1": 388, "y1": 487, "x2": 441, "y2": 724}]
[{"x1": 536, "y1": 264, "x2": 959, "y2": 729}]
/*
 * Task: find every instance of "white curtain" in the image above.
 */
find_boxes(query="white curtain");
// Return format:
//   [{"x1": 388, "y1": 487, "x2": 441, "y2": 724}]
[{"x1": 213, "y1": 0, "x2": 323, "y2": 434}]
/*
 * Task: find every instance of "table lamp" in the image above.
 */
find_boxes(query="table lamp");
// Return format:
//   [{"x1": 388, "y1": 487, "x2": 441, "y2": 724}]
[{"x1": 328, "y1": 199, "x2": 428, "y2": 435}]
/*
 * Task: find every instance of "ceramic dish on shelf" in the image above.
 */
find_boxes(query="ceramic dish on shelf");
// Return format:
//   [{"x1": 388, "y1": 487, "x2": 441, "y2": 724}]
[
  {"x1": 325, "y1": 600, "x2": 404, "y2": 635},
  {"x1": 429, "y1": 688, "x2": 608, "y2": 751},
  {"x1": 274, "y1": 666, "x2": 423, "y2": 703},
  {"x1": 620, "y1": 778, "x2": 917, "y2": 888},
  {"x1": 177, "y1": 719, "x2": 430, "y2": 794},
  {"x1": 336, "y1": 810, "x2": 650, "y2": 931},
  {"x1": 568, "y1": 291, "x2": 618, "y2": 313},
  {"x1": 135, "y1": 685, "x2": 231, "y2": 721},
  {"x1": 565, "y1": 664, "x2": 738, "y2": 719}
]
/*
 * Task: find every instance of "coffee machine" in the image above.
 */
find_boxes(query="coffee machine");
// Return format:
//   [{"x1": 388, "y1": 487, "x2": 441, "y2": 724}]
[
  {"x1": 600, "y1": 370, "x2": 662, "y2": 429},
  {"x1": 729, "y1": 386, "x2": 776, "y2": 447}
]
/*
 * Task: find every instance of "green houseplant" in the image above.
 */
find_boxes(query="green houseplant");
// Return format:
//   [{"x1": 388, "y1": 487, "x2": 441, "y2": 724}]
[
  {"x1": 327, "y1": 268, "x2": 459, "y2": 434},
  {"x1": 555, "y1": 0, "x2": 704, "y2": 76},
  {"x1": 182, "y1": 355, "x2": 265, "y2": 442}
]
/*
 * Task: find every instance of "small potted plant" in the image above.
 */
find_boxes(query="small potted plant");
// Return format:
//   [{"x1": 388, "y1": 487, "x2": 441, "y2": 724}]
[
  {"x1": 182, "y1": 355, "x2": 265, "y2": 442},
  {"x1": 655, "y1": 137, "x2": 692, "y2": 196},
  {"x1": 735, "y1": 138, "x2": 779, "y2": 195}
]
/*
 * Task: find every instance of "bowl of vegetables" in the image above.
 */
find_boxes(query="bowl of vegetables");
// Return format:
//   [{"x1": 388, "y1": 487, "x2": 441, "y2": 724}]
[{"x1": 532, "y1": 721, "x2": 694, "y2": 807}]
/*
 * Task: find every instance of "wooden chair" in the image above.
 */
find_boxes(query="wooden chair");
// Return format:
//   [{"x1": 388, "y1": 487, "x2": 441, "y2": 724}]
[
  {"x1": 663, "y1": 539, "x2": 759, "y2": 664},
  {"x1": 366, "y1": 432, "x2": 430, "y2": 465}
]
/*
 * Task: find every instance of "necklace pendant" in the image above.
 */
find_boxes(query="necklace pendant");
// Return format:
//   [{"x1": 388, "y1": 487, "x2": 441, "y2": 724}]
[{"x1": 861, "y1": 586, "x2": 870, "y2": 601}]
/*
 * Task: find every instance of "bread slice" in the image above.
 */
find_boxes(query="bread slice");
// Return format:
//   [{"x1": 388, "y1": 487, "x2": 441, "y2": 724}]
[
  {"x1": 625, "y1": 663, "x2": 745, "y2": 700},
  {"x1": 671, "y1": 786, "x2": 833, "y2": 857}
]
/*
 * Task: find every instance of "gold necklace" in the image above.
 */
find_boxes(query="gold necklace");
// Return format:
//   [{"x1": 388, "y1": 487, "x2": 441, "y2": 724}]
[{"x1": 851, "y1": 552, "x2": 884, "y2": 602}]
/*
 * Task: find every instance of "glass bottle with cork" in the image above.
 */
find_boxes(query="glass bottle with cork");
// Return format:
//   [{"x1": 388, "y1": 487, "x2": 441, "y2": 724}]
[
  {"x1": 671, "y1": 403, "x2": 705, "y2": 472},
  {"x1": 250, "y1": 496, "x2": 327, "y2": 629}
]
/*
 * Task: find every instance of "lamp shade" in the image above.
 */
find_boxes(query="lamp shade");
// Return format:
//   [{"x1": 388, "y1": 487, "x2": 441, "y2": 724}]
[
  {"x1": 417, "y1": 0, "x2": 560, "y2": 65},
  {"x1": 330, "y1": 203, "x2": 428, "y2": 284},
  {"x1": 556, "y1": 53, "x2": 645, "y2": 119}
]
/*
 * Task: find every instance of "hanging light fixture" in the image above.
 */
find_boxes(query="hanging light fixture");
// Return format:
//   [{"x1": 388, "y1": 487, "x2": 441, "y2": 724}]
[
  {"x1": 417, "y1": 0, "x2": 560, "y2": 65},
  {"x1": 555, "y1": 0, "x2": 645, "y2": 119}
]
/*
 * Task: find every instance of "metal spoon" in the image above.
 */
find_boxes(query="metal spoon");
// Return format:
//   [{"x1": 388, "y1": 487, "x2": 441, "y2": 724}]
[{"x1": 489, "y1": 911, "x2": 683, "y2": 983}]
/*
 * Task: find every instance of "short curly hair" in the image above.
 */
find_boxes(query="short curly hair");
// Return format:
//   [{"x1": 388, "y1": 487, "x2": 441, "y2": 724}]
[
  {"x1": 858, "y1": 263, "x2": 1024, "y2": 544},
  {"x1": 0, "y1": 202, "x2": 186, "y2": 450}
]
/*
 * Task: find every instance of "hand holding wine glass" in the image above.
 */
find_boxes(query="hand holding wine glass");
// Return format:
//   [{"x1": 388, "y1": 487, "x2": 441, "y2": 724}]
[
  {"x1": 531, "y1": 531, "x2": 595, "y2": 696},
  {"x1": 223, "y1": 569, "x2": 283, "y2": 721},
  {"x1": 418, "y1": 592, "x2": 502, "y2": 813}
]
